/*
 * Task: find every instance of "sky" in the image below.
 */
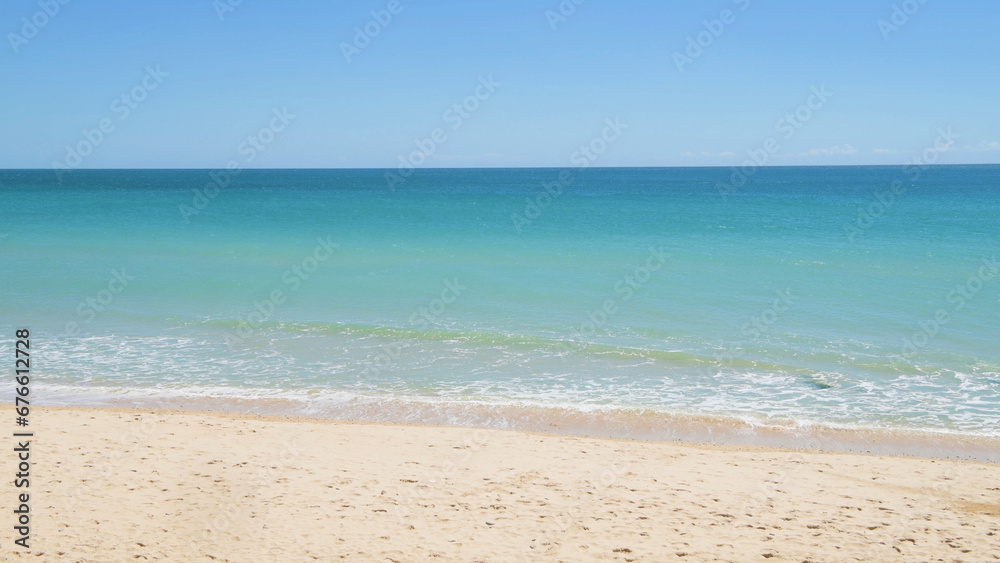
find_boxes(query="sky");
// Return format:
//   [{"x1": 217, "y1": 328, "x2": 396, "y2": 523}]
[{"x1": 1, "y1": 0, "x2": 998, "y2": 169}]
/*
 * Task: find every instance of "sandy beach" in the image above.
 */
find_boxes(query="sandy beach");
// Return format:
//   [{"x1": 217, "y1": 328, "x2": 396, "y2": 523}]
[{"x1": 3, "y1": 407, "x2": 998, "y2": 562}]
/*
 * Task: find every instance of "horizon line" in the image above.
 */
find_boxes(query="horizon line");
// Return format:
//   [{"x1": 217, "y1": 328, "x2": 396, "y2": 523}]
[{"x1": 2, "y1": 162, "x2": 999, "y2": 172}]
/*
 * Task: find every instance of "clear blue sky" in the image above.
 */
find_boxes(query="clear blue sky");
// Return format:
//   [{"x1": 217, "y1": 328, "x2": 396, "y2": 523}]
[{"x1": 2, "y1": 0, "x2": 998, "y2": 169}]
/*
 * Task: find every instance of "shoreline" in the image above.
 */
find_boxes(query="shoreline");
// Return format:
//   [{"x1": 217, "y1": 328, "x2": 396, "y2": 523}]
[
  {"x1": 6, "y1": 406, "x2": 999, "y2": 561},
  {"x1": 35, "y1": 387, "x2": 1000, "y2": 463},
  {"x1": 36, "y1": 403, "x2": 1000, "y2": 462}
]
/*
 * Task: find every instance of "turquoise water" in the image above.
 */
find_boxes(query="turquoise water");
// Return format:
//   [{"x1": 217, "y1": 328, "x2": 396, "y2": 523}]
[{"x1": 1, "y1": 167, "x2": 998, "y2": 453}]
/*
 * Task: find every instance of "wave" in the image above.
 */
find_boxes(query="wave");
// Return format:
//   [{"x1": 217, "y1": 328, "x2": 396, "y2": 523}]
[
  {"x1": 34, "y1": 383, "x2": 1000, "y2": 463},
  {"x1": 179, "y1": 318, "x2": 949, "y2": 377},
  {"x1": 29, "y1": 329, "x2": 1000, "y2": 441}
]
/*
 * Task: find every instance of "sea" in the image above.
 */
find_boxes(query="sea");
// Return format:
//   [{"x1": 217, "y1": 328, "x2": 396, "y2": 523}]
[{"x1": 2, "y1": 166, "x2": 998, "y2": 460}]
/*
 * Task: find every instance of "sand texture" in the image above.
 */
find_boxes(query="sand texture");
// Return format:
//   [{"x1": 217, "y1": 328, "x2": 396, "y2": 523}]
[{"x1": 3, "y1": 407, "x2": 999, "y2": 562}]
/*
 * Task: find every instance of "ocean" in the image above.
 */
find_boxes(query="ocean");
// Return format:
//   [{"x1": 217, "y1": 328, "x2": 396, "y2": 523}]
[{"x1": 2, "y1": 166, "x2": 998, "y2": 459}]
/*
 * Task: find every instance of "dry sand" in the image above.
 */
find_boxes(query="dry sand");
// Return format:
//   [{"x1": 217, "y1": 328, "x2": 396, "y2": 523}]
[{"x1": 2, "y1": 407, "x2": 999, "y2": 562}]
